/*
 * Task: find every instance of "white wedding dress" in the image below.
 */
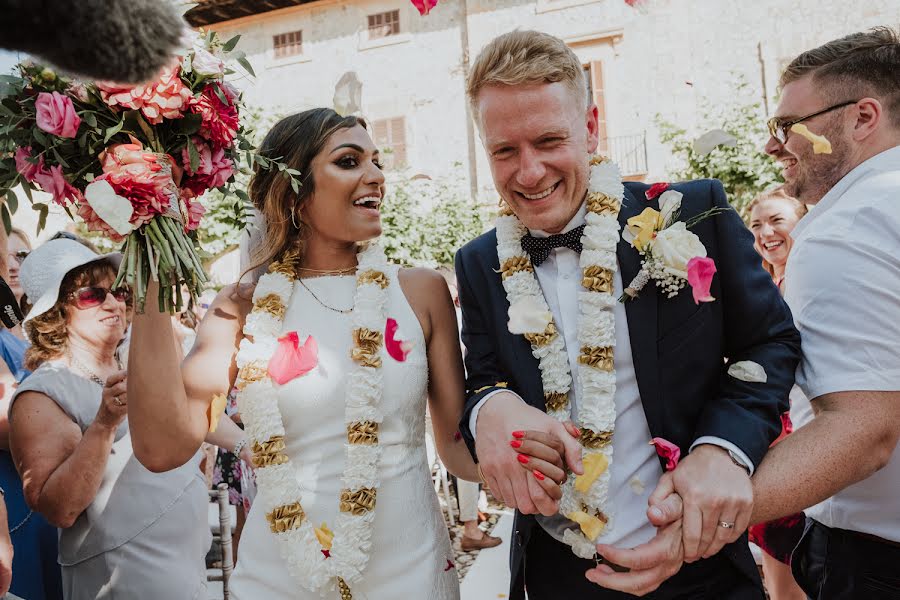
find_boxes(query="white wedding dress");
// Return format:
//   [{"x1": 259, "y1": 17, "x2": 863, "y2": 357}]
[{"x1": 230, "y1": 268, "x2": 460, "y2": 599}]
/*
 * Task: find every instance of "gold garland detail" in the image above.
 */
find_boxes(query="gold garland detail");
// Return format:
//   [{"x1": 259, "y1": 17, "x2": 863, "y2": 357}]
[
  {"x1": 340, "y1": 488, "x2": 377, "y2": 515},
  {"x1": 586, "y1": 192, "x2": 622, "y2": 216},
  {"x1": 357, "y1": 270, "x2": 389, "y2": 289},
  {"x1": 351, "y1": 328, "x2": 383, "y2": 368},
  {"x1": 269, "y1": 248, "x2": 301, "y2": 277},
  {"x1": 266, "y1": 501, "x2": 306, "y2": 533},
  {"x1": 236, "y1": 362, "x2": 268, "y2": 389},
  {"x1": 578, "y1": 345, "x2": 614, "y2": 371},
  {"x1": 581, "y1": 502, "x2": 610, "y2": 524},
  {"x1": 338, "y1": 577, "x2": 353, "y2": 600},
  {"x1": 252, "y1": 436, "x2": 290, "y2": 468},
  {"x1": 253, "y1": 293, "x2": 287, "y2": 319},
  {"x1": 498, "y1": 201, "x2": 515, "y2": 217},
  {"x1": 544, "y1": 391, "x2": 569, "y2": 412},
  {"x1": 582, "y1": 266, "x2": 615, "y2": 293},
  {"x1": 500, "y1": 256, "x2": 534, "y2": 280},
  {"x1": 347, "y1": 421, "x2": 379, "y2": 445},
  {"x1": 524, "y1": 322, "x2": 558, "y2": 347},
  {"x1": 579, "y1": 428, "x2": 614, "y2": 449}
]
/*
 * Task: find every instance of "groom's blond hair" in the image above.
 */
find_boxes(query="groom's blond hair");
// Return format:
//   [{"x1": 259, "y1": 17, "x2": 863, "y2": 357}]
[{"x1": 467, "y1": 30, "x2": 588, "y2": 125}]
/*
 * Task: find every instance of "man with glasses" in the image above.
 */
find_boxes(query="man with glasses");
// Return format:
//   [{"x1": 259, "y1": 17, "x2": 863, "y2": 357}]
[{"x1": 750, "y1": 27, "x2": 900, "y2": 598}]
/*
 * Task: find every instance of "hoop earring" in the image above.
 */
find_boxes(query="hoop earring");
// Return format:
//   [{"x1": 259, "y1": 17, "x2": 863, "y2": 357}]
[{"x1": 291, "y1": 209, "x2": 301, "y2": 230}]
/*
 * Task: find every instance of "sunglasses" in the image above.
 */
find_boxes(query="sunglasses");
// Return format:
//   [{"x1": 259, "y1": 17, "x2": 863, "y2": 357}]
[
  {"x1": 69, "y1": 286, "x2": 132, "y2": 309},
  {"x1": 766, "y1": 99, "x2": 859, "y2": 144}
]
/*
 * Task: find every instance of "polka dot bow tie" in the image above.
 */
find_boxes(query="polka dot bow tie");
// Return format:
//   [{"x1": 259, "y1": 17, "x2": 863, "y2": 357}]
[{"x1": 520, "y1": 224, "x2": 586, "y2": 267}]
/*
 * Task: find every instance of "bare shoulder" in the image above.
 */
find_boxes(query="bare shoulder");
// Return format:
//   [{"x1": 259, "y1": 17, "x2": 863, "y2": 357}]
[
  {"x1": 398, "y1": 267, "x2": 448, "y2": 294},
  {"x1": 397, "y1": 268, "x2": 452, "y2": 340}
]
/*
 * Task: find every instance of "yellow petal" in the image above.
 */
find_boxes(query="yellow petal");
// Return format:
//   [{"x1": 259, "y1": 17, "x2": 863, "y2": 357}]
[
  {"x1": 574, "y1": 453, "x2": 609, "y2": 493},
  {"x1": 626, "y1": 207, "x2": 661, "y2": 252},
  {"x1": 567, "y1": 510, "x2": 606, "y2": 541},
  {"x1": 314, "y1": 522, "x2": 334, "y2": 550},
  {"x1": 790, "y1": 123, "x2": 832, "y2": 154},
  {"x1": 207, "y1": 393, "x2": 227, "y2": 433}
]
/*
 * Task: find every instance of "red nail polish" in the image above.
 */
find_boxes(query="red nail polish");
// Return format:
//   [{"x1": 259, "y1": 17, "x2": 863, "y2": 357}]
[
  {"x1": 517, "y1": 454, "x2": 529, "y2": 464},
  {"x1": 510, "y1": 440, "x2": 522, "y2": 448},
  {"x1": 511, "y1": 430, "x2": 525, "y2": 439},
  {"x1": 533, "y1": 469, "x2": 545, "y2": 481},
  {"x1": 573, "y1": 427, "x2": 581, "y2": 436}
]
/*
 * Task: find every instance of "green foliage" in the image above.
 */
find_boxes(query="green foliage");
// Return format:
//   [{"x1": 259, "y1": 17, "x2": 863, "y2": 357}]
[
  {"x1": 656, "y1": 80, "x2": 783, "y2": 218},
  {"x1": 380, "y1": 172, "x2": 487, "y2": 268}
]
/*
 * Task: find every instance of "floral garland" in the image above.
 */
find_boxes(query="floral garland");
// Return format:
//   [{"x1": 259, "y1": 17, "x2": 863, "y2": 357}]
[
  {"x1": 496, "y1": 156, "x2": 624, "y2": 559},
  {"x1": 235, "y1": 243, "x2": 390, "y2": 599}
]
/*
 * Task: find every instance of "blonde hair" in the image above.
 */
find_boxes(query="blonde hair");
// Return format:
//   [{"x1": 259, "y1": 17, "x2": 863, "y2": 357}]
[{"x1": 467, "y1": 30, "x2": 587, "y2": 122}]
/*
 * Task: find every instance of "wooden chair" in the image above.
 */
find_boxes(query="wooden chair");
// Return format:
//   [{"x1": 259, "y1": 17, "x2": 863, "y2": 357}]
[{"x1": 207, "y1": 483, "x2": 235, "y2": 599}]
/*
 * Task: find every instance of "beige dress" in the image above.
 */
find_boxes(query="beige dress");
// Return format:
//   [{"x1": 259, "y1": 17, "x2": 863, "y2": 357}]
[
  {"x1": 230, "y1": 268, "x2": 459, "y2": 599},
  {"x1": 11, "y1": 362, "x2": 210, "y2": 600}
]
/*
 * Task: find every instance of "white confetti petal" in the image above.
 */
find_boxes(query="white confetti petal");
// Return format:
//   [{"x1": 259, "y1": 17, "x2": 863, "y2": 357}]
[
  {"x1": 728, "y1": 360, "x2": 767, "y2": 383},
  {"x1": 85, "y1": 180, "x2": 134, "y2": 236},
  {"x1": 507, "y1": 296, "x2": 553, "y2": 334},
  {"x1": 629, "y1": 476, "x2": 645, "y2": 495},
  {"x1": 692, "y1": 129, "x2": 737, "y2": 156}
]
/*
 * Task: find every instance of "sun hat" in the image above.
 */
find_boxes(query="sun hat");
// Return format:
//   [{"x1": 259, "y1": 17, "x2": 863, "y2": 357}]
[{"x1": 20, "y1": 238, "x2": 122, "y2": 326}]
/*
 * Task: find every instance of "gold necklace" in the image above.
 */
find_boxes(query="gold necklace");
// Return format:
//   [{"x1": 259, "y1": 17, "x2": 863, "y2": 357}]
[
  {"x1": 296, "y1": 265, "x2": 356, "y2": 276},
  {"x1": 297, "y1": 277, "x2": 354, "y2": 314}
]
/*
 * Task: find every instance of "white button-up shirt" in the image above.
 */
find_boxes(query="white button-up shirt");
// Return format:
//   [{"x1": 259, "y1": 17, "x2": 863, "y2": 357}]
[
  {"x1": 785, "y1": 144, "x2": 900, "y2": 543},
  {"x1": 470, "y1": 204, "x2": 749, "y2": 548}
]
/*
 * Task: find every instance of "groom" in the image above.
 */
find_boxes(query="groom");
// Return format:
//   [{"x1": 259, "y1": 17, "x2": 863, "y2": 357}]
[{"x1": 455, "y1": 31, "x2": 801, "y2": 599}]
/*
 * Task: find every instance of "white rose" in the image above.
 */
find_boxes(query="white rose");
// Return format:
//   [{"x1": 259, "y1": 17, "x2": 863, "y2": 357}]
[
  {"x1": 652, "y1": 222, "x2": 706, "y2": 276},
  {"x1": 191, "y1": 47, "x2": 225, "y2": 77}
]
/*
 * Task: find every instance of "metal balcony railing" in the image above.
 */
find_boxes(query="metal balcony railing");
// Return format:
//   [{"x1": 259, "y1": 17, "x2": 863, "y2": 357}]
[{"x1": 600, "y1": 132, "x2": 647, "y2": 176}]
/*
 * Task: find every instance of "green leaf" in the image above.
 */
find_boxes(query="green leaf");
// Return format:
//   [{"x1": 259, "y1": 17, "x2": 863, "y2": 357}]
[
  {"x1": 82, "y1": 112, "x2": 97, "y2": 128},
  {"x1": 236, "y1": 56, "x2": 255, "y2": 77},
  {"x1": 222, "y1": 35, "x2": 242, "y2": 53},
  {"x1": 186, "y1": 136, "x2": 200, "y2": 173},
  {"x1": 104, "y1": 118, "x2": 124, "y2": 143},
  {"x1": 20, "y1": 180, "x2": 33, "y2": 203},
  {"x1": 175, "y1": 112, "x2": 203, "y2": 135},
  {"x1": 0, "y1": 202, "x2": 11, "y2": 234},
  {"x1": 213, "y1": 85, "x2": 229, "y2": 106},
  {"x1": 37, "y1": 203, "x2": 49, "y2": 232},
  {"x1": 4, "y1": 189, "x2": 17, "y2": 214}
]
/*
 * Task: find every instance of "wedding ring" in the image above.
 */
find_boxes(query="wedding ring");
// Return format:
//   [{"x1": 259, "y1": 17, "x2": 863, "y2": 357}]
[
  {"x1": 113, "y1": 396, "x2": 124, "y2": 406},
  {"x1": 719, "y1": 521, "x2": 735, "y2": 529}
]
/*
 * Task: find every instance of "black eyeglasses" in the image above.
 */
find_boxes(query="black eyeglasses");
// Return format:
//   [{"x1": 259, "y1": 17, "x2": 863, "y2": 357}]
[
  {"x1": 69, "y1": 286, "x2": 132, "y2": 309},
  {"x1": 767, "y1": 100, "x2": 859, "y2": 144}
]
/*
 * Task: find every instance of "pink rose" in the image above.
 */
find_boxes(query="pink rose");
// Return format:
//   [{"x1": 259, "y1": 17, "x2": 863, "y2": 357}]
[
  {"x1": 191, "y1": 83, "x2": 239, "y2": 146},
  {"x1": 686, "y1": 256, "x2": 717, "y2": 304},
  {"x1": 35, "y1": 91, "x2": 81, "y2": 138},
  {"x1": 33, "y1": 164, "x2": 82, "y2": 206},
  {"x1": 191, "y1": 47, "x2": 224, "y2": 77},
  {"x1": 182, "y1": 189, "x2": 206, "y2": 232},
  {"x1": 14, "y1": 147, "x2": 45, "y2": 182},
  {"x1": 649, "y1": 437, "x2": 681, "y2": 471},
  {"x1": 100, "y1": 138, "x2": 166, "y2": 180},
  {"x1": 180, "y1": 137, "x2": 234, "y2": 195},
  {"x1": 645, "y1": 182, "x2": 669, "y2": 201}
]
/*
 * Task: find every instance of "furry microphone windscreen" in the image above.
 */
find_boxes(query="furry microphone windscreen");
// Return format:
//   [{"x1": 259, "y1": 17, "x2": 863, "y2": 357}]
[{"x1": 0, "y1": 0, "x2": 188, "y2": 84}]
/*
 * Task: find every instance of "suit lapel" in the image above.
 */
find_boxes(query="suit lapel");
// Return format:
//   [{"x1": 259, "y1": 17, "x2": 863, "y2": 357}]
[{"x1": 617, "y1": 187, "x2": 662, "y2": 435}]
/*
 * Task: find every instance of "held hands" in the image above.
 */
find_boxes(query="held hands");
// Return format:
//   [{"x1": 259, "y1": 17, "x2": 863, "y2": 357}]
[
  {"x1": 96, "y1": 370, "x2": 128, "y2": 430},
  {"x1": 475, "y1": 392, "x2": 583, "y2": 516}
]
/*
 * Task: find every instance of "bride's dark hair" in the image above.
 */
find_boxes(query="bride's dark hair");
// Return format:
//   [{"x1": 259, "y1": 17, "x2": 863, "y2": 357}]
[{"x1": 243, "y1": 108, "x2": 365, "y2": 279}]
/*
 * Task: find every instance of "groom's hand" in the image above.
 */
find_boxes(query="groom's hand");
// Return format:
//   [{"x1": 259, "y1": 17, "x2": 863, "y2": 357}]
[
  {"x1": 587, "y1": 519, "x2": 684, "y2": 596},
  {"x1": 475, "y1": 392, "x2": 582, "y2": 516},
  {"x1": 648, "y1": 445, "x2": 752, "y2": 562}
]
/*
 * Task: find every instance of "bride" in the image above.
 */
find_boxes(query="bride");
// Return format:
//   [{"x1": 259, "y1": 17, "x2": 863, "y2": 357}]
[{"x1": 126, "y1": 108, "x2": 565, "y2": 599}]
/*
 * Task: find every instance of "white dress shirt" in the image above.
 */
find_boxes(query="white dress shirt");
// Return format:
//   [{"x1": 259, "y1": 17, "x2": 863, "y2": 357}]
[
  {"x1": 784, "y1": 145, "x2": 900, "y2": 543},
  {"x1": 470, "y1": 204, "x2": 750, "y2": 548}
]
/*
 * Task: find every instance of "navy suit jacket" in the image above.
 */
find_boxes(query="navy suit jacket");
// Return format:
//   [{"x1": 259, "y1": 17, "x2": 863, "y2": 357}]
[{"x1": 454, "y1": 179, "x2": 801, "y2": 591}]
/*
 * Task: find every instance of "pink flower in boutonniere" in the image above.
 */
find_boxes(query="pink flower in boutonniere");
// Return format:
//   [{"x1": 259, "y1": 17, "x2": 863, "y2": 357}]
[
  {"x1": 268, "y1": 332, "x2": 319, "y2": 384},
  {"x1": 645, "y1": 182, "x2": 669, "y2": 201},
  {"x1": 385, "y1": 318, "x2": 415, "y2": 362},
  {"x1": 686, "y1": 256, "x2": 717, "y2": 304},
  {"x1": 649, "y1": 437, "x2": 681, "y2": 471}
]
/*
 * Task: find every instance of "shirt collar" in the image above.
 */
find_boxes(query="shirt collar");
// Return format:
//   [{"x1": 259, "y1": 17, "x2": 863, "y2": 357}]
[
  {"x1": 792, "y1": 144, "x2": 900, "y2": 241},
  {"x1": 528, "y1": 202, "x2": 587, "y2": 238}
]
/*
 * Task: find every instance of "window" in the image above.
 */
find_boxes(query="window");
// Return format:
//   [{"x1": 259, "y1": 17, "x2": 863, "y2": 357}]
[
  {"x1": 584, "y1": 62, "x2": 609, "y2": 154},
  {"x1": 273, "y1": 30, "x2": 303, "y2": 58},
  {"x1": 372, "y1": 117, "x2": 407, "y2": 169},
  {"x1": 368, "y1": 10, "x2": 400, "y2": 40}
]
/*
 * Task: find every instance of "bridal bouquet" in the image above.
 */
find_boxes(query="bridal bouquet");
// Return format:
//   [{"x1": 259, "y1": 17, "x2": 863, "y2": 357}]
[{"x1": 0, "y1": 33, "x2": 296, "y2": 312}]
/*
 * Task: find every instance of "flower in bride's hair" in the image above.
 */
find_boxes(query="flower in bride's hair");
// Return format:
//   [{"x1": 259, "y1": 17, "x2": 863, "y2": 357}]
[{"x1": 649, "y1": 437, "x2": 681, "y2": 471}]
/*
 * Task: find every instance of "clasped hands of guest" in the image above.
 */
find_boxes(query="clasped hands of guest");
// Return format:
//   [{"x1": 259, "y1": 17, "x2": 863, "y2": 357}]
[{"x1": 475, "y1": 392, "x2": 753, "y2": 596}]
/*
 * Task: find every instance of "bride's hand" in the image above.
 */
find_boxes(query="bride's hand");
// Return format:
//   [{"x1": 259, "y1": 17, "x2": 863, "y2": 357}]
[{"x1": 511, "y1": 428, "x2": 574, "y2": 500}]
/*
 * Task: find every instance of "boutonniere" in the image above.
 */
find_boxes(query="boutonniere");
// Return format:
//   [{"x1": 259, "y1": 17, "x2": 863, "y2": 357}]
[{"x1": 621, "y1": 185, "x2": 725, "y2": 304}]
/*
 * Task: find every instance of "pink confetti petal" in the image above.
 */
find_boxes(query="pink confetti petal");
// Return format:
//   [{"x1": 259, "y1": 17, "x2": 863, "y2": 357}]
[
  {"x1": 686, "y1": 256, "x2": 717, "y2": 304},
  {"x1": 410, "y1": 0, "x2": 438, "y2": 15},
  {"x1": 268, "y1": 332, "x2": 319, "y2": 384},
  {"x1": 649, "y1": 437, "x2": 681, "y2": 471},
  {"x1": 444, "y1": 559, "x2": 455, "y2": 571},
  {"x1": 385, "y1": 318, "x2": 413, "y2": 362}
]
